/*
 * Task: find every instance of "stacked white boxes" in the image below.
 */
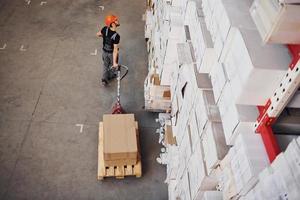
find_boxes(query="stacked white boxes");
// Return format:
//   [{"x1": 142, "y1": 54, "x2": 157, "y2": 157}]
[
  {"x1": 144, "y1": 0, "x2": 300, "y2": 199},
  {"x1": 250, "y1": 0, "x2": 300, "y2": 44},
  {"x1": 229, "y1": 133, "x2": 269, "y2": 196},
  {"x1": 242, "y1": 137, "x2": 300, "y2": 200}
]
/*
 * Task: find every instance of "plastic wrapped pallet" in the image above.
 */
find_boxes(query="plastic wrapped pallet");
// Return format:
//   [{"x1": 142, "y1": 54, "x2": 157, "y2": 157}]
[
  {"x1": 250, "y1": 0, "x2": 300, "y2": 44},
  {"x1": 220, "y1": 27, "x2": 291, "y2": 105}
]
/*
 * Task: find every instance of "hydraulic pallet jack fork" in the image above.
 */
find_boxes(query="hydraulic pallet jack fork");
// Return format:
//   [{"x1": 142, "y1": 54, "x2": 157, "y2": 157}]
[{"x1": 111, "y1": 64, "x2": 128, "y2": 114}]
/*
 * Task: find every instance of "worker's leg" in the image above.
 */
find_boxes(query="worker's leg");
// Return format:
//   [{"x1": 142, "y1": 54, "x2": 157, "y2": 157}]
[
  {"x1": 107, "y1": 53, "x2": 117, "y2": 80},
  {"x1": 101, "y1": 51, "x2": 112, "y2": 83}
]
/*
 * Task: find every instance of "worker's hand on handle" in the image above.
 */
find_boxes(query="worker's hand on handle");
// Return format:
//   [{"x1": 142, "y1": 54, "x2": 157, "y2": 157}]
[{"x1": 112, "y1": 62, "x2": 119, "y2": 68}]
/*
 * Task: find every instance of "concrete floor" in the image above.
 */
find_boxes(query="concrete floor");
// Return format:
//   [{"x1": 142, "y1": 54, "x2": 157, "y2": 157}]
[{"x1": 0, "y1": 0, "x2": 167, "y2": 199}]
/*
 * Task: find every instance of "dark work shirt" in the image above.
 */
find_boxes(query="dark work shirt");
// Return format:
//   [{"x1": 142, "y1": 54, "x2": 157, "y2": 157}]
[{"x1": 101, "y1": 26, "x2": 120, "y2": 53}]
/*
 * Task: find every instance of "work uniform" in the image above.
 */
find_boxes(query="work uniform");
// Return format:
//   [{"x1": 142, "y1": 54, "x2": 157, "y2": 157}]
[{"x1": 101, "y1": 26, "x2": 120, "y2": 83}]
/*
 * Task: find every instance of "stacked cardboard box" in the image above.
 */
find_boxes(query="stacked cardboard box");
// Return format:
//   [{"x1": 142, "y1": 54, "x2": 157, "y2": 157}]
[
  {"x1": 103, "y1": 114, "x2": 138, "y2": 166},
  {"x1": 98, "y1": 114, "x2": 142, "y2": 179}
]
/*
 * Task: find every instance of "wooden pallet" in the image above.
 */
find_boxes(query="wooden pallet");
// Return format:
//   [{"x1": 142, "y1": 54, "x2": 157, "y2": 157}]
[{"x1": 97, "y1": 122, "x2": 142, "y2": 180}]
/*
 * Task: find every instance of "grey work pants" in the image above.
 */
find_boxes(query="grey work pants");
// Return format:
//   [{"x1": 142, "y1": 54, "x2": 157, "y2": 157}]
[{"x1": 102, "y1": 51, "x2": 116, "y2": 82}]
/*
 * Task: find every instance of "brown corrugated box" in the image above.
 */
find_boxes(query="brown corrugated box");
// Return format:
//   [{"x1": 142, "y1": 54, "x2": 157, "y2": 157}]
[
  {"x1": 103, "y1": 114, "x2": 138, "y2": 163},
  {"x1": 164, "y1": 125, "x2": 177, "y2": 145}
]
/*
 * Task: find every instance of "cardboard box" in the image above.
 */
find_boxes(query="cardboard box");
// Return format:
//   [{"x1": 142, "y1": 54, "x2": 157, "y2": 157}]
[
  {"x1": 104, "y1": 158, "x2": 137, "y2": 167},
  {"x1": 103, "y1": 114, "x2": 138, "y2": 162},
  {"x1": 165, "y1": 125, "x2": 177, "y2": 145},
  {"x1": 150, "y1": 73, "x2": 161, "y2": 85}
]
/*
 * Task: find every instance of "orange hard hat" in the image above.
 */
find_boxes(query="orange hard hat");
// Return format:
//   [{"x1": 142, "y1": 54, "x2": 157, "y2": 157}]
[{"x1": 105, "y1": 15, "x2": 118, "y2": 26}]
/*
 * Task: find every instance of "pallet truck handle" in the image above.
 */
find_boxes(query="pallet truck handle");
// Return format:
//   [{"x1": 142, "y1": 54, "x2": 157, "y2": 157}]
[{"x1": 118, "y1": 64, "x2": 129, "y2": 81}]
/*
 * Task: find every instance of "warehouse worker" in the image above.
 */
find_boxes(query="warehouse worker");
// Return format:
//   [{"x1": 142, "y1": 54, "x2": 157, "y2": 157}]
[{"x1": 97, "y1": 15, "x2": 121, "y2": 86}]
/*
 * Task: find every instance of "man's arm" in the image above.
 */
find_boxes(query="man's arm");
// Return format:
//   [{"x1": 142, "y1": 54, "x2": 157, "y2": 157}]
[{"x1": 113, "y1": 44, "x2": 119, "y2": 68}]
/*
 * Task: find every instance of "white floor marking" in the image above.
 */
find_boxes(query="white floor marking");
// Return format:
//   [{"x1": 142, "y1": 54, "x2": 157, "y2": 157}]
[
  {"x1": 76, "y1": 124, "x2": 84, "y2": 133},
  {"x1": 20, "y1": 45, "x2": 27, "y2": 51},
  {"x1": 98, "y1": 6, "x2": 104, "y2": 11},
  {"x1": 90, "y1": 49, "x2": 97, "y2": 56},
  {"x1": 40, "y1": 1, "x2": 47, "y2": 6},
  {"x1": 0, "y1": 44, "x2": 7, "y2": 50}
]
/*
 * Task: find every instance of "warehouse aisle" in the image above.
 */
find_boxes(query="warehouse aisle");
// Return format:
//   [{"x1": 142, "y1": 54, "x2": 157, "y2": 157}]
[{"x1": 0, "y1": 0, "x2": 167, "y2": 199}]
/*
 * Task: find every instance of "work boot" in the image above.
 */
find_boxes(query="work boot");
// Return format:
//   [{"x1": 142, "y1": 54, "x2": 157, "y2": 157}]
[{"x1": 101, "y1": 79, "x2": 108, "y2": 86}]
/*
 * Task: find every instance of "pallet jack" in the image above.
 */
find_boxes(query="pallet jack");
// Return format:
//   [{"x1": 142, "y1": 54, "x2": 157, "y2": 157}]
[
  {"x1": 111, "y1": 64, "x2": 128, "y2": 114},
  {"x1": 97, "y1": 64, "x2": 142, "y2": 180}
]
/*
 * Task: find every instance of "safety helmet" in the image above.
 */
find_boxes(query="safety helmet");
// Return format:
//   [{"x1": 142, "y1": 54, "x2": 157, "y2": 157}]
[{"x1": 105, "y1": 15, "x2": 119, "y2": 26}]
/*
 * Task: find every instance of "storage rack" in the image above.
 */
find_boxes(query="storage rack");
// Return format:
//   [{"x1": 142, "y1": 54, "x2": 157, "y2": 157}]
[{"x1": 255, "y1": 44, "x2": 300, "y2": 162}]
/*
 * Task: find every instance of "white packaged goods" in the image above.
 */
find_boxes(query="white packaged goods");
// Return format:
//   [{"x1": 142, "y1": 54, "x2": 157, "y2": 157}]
[
  {"x1": 176, "y1": 170, "x2": 192, "y2": 200},
  {"x1": 177, "y1": 43, "x2": 194, "y2": 66},
  {"x1": 195, "y1": 90, "x2": 221, "y2": 138},
  {"x1": 188, "y1": 140, "x2": 219, "y2": 199},
  {"x1": 168, "y1": 179, "x2": 178, "y2": 200},
  {"x1": 220, "y1": 28, "x2": 291, "y2": 105},
  {"x1": 145, "y1": 10, "x2": 153, "y2": 39},
  {"x1": 188, "y1": 110, "x2": 200, "y2": 152},
  {"x1": 209, "y1": 60, "x2": 227, "y2": 103},
  {"x1": 271, "y1": 153, "x2": 300, "y2": 199},
  {"x1": 217, "y1": 83, "x2": 259, "y2": 145},
  {"x1": 202, "y1": 121, "x2": 229, "y2": 174},
  {"x1": 230, "y1": 133, "x2": 269, "y2": 196},
  {"x1": 284, "y1": 139, "x2": 300, "y2": 186},
  {"x1": 185, "y1": 1, "x2": 214, "y2": 73},
  {"x1": 250, "y1": 0, "x2": 300, "y2": 44},
  {"x1": 202, "y1": 191, "x2": 223, "y2": 200},
  {"x1": 177, "y1": 128, "x2": 192, "y2": 177},
  {"x1": 202, "y1": 0, "x2": 256, "y2": 58},
  {"x1": 218, "y1": 154, "x2": 239, "y2": 200},
  {"x1": 145, "y1": 0, "x2": 300, "y2": 199},
  {"x1": 166, "y1": 146, "x2": 179, "y2": 182},
  {"x1": 244, "y1": 138, "x2": 300, "y2": 200}
]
